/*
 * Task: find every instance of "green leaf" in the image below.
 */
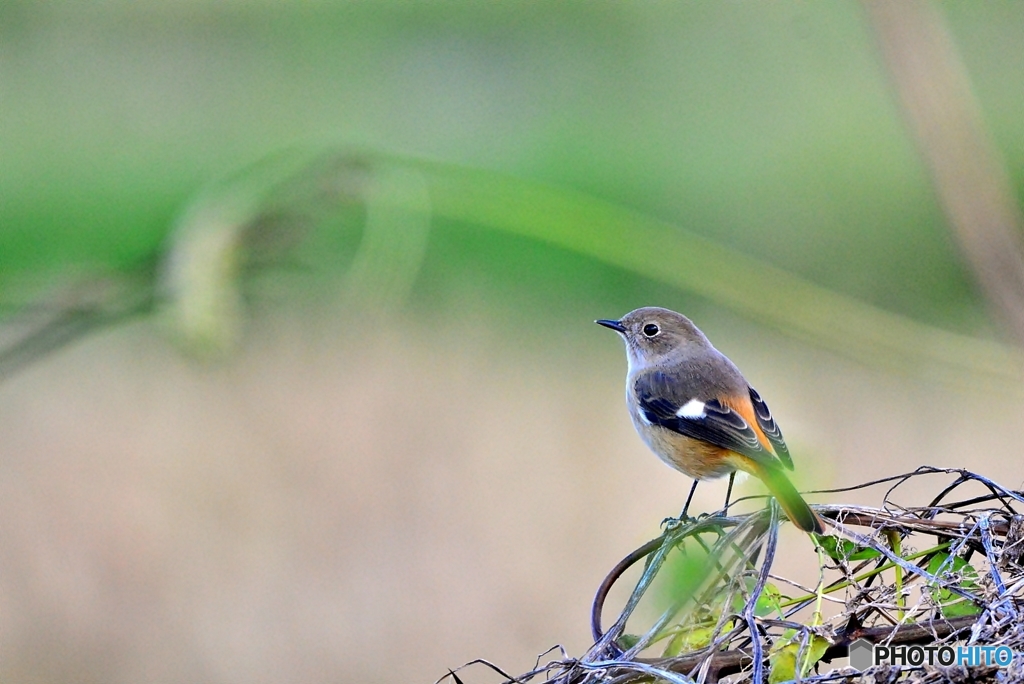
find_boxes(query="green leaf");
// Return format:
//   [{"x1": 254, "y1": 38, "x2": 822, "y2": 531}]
[
  {"x1": 617, "y1": 634, "x2": 640, "y2": 650},
  {"x1": 755, "y1": 583, "x2": 784, "y2": 617},
  {"x1": 769, "y1": 630, "x2": 830, "y2": 684},
  {"x1": 731, "y1": 580, "x2": 784, "y2": 618},
  {"x1": 925, "y1": 553, "x2": 981, "y2": 618},
  {"x1": 814, "y1": 534, "x2": 881, "y2": 562},
  {"x1": 662, "y1": 624, "x2": 716, "y2": 657}
]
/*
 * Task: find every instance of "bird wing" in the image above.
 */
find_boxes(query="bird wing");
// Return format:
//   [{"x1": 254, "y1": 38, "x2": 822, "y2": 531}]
[
  {"x1": 633, "y1": 370, "x2": 781, "y2": 470},
  {"x1": 748, "y1": 386, "x2": 793, "y2": 470}
]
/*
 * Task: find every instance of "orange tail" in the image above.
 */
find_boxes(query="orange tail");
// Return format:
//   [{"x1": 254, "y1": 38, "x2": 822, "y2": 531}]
[{"x1": 746, "y1": 462, "x2": 824, "y2": 534}]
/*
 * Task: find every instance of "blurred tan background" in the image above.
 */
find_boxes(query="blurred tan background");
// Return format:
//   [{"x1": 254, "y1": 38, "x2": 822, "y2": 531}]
[{"x1": 1, "y1": 2, "x2": 1023, "y2": 683}]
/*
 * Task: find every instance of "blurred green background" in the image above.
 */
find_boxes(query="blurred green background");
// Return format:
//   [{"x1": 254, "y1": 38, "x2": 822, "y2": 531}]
[{"x1": 1, "y1": 2, "x2": 1022, "y2": 683}]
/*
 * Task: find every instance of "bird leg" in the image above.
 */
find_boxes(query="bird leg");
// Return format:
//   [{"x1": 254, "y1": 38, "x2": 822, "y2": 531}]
[
  {"x1": 678, "y1": 479, "x2": 699, "y2": 521},
  {"x1": 723, "y1": 472, "x2": 736, "y2": 513}
]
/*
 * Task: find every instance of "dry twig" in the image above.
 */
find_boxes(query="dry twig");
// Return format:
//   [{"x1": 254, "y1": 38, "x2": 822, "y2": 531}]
[{"x1": 442, "y1": 467, "x2": 1024, "y2": 684}]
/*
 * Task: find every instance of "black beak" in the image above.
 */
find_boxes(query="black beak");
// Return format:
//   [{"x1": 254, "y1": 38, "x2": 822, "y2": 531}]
[{"x1": 595, "y1": 319, "x2": 627, "y2": 333}]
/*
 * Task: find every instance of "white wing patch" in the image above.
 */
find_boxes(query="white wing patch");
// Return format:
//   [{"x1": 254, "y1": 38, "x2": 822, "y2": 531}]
[{"x1": 676, "y1": 399, "x2": 707, "y2": 419}]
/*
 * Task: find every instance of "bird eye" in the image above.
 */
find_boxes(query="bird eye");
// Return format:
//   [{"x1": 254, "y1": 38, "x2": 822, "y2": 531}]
[{"x1": 642, "y1": 323, "x2": 660, "y2": 337}]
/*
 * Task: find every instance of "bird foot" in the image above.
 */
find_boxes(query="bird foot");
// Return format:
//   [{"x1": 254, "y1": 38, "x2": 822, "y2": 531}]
[{"x1": 661, "y1": 513, "x2": 696, "y2": 529}]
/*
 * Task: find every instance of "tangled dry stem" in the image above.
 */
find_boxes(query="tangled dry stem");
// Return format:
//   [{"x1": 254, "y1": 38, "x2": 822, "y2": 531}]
[{"x1": 440, "y1": 467, "x2": 1024, "y2": 684}]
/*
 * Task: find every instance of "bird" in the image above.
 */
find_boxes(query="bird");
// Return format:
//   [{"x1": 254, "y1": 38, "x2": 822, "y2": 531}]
[{"x1": 597, "y1": 306, "x2": 823, "y2": 534}]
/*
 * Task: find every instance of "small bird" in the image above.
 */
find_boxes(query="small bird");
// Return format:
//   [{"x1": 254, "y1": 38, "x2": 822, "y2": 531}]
[{"x1": 597, "y1": 307, "x2": 823, "y2": 533}]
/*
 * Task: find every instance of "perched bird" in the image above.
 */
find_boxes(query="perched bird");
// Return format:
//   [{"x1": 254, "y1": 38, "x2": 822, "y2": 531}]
[{"x1": 597, "y1": 307, "x2": 823, "y2": 533}]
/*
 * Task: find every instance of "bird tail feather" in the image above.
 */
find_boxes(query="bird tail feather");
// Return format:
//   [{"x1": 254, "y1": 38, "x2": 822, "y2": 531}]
[{"x1": 745, "y1": 461, "x2": 824, "y2": 534}]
